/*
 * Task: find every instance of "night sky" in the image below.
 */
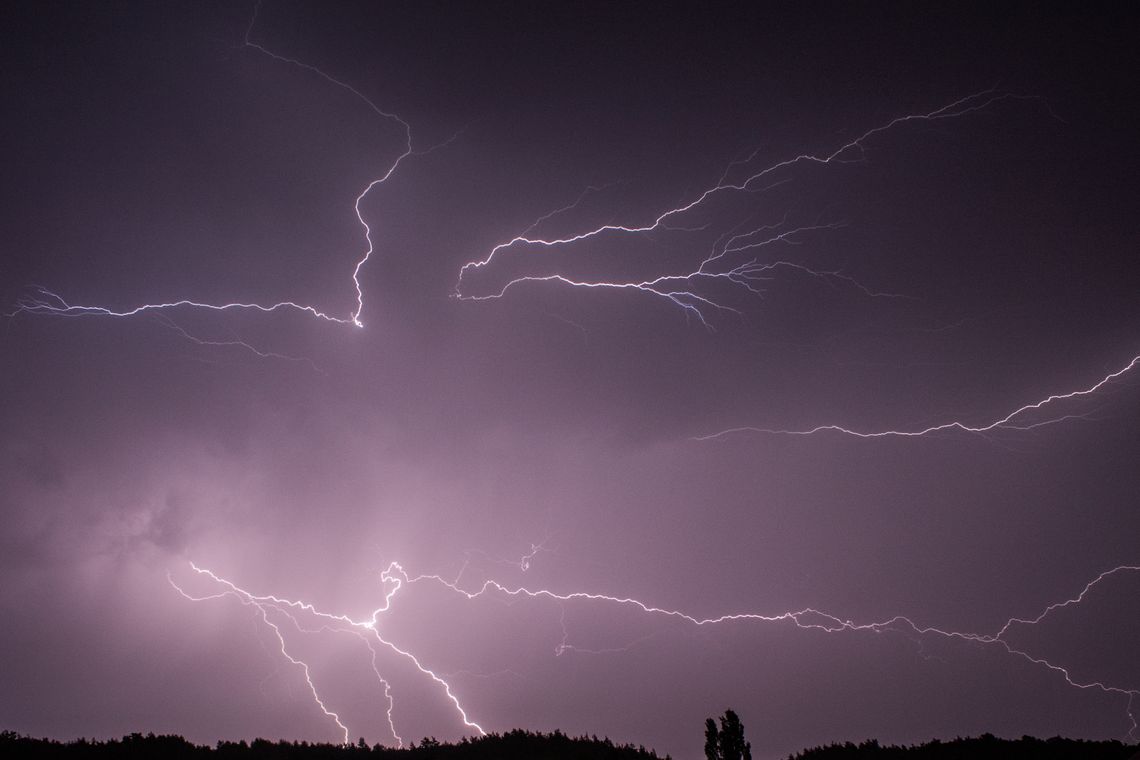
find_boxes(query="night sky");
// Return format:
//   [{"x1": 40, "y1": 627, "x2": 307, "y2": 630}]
[{"x1": 3, "y1": 2, "x2": 1139, "y2": 758}]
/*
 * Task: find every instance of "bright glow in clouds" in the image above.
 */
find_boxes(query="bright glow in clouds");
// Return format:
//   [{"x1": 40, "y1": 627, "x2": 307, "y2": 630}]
[{"x1": 171, "y1": 562, "x2": 486, "y2": 746}]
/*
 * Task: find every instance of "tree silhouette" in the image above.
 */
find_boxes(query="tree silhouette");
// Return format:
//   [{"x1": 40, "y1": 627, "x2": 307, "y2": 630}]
[{"x1": 704, "y1": 709, "x2": 752, "y2": 760}]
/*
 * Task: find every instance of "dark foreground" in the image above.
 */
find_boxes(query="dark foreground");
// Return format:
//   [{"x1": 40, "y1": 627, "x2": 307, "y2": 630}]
[
  {"x1": 2, "y1": 730, "x2": 1138, "y2": 760},
  {"x1": 789, "y1": 735, "x2": 1139, "y2": 759}
]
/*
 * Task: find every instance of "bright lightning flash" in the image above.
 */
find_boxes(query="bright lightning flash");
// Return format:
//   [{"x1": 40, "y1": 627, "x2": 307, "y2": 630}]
[
  {"x1": 9, "y1": 4, "x2": 415, "y2": 331},
  {"x1": 175, "y1": 558, "x2": 1140, "y2": 744},
  {"x1": 455, "y1": 91, "x2": 1041, "y2": 327},
  {"x1": 169, "y1": 561, "x2": 487, "y2": 746}
]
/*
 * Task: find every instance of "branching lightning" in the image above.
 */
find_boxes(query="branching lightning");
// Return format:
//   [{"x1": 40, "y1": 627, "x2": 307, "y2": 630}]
[
  {"x1": 14, "y1": 2, "x2": 1130, "y2": 746},
  {"x1": 175, "y1": 558, "x2": 1140, "y2": 744},
  {"x1": 170, "y1": 561, "x2": 487, "y2": 746},
  {"x1": 454, "y1": 91, "x2": 1039, "y2": 326},
  {"x1": 8, "y1": 42, "x2": 1045, "y2": 342},
  {"x1": 696, "y1": 352, "x2": 1140, "y2": 441},
  {"x1": 9, "y1": 3, "x2": 415, "y2": 331}
]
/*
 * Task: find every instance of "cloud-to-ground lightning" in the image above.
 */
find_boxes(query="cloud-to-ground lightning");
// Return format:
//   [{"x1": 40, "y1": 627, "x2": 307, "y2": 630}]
[
  {"x1": 176, "y1": 558, "x2": 1140, "y2": 744},
  {"x1": 170, "y1": 561, "x2": 487, "y2": 746},
  {"x1": 454, "y1": 91, "x2": 1039, "y2": 326},
  {"x1": 8, "y1": 4, "x2": 414, "y2": 331},
  {"x1": 695, "y1": 351, "x2": 1140, "y2": 441}
]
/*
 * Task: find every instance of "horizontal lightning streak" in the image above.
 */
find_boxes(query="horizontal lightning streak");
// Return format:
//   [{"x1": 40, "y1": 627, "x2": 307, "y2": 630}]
[
  {"x1": 695, "y1": 352, "x2": 1140, "y2": 440},
  {"x1": 455, "y1": 91, "x2": 1039, "y2": 324},
  {"x1": 405, "y1": 563, "x2": 1140, "y2": 739},
  {"x1": 175, "y1": 558, "x2": 1140, "y2": 743},
  {"x1": 9, "y1": 4, "x2": 416, "y2": 331}
]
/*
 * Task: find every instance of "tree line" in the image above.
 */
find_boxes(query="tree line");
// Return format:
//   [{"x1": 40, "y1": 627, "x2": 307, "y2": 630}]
[
  {"x1": 0, "y1": 728, "x2": 667, "y2": 760},
  {"x1": 3, "y1": 715, "x2": 1137, "y2": 759}
]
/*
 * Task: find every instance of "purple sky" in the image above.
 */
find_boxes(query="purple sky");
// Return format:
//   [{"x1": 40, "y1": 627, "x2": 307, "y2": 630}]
[{"x1": 2, "y1": 2, "x2": 1139, "y2": 758}]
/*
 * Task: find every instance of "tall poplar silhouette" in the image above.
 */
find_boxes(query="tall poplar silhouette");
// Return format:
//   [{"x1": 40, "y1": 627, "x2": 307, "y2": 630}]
[{"x1": 704, "y1": 709, "x2": 751, "y2": 760}]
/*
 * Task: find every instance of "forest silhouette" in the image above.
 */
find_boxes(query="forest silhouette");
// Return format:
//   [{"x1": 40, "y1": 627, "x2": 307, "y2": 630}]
[{"x1": 4, "y1": 723, "x2": 1138, "y2": 760}]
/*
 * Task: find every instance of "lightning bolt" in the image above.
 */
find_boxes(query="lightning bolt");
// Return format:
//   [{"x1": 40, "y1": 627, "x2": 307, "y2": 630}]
[
  {"x1": 9, "y1": 2, "x2": 415, "y2": 331},
  {"x1": 695, "y1": 351, "x2": 1140, "y2": 440},
  {"x1": 455, "y1": 91, "x2": 1042, "y2": 326},
  {"x1": 170, "y1": 561, "x2": 486, "y2": 746},
  {"x1": 175, "y1": 557, "x2": 1140, "y2": 744},
  {"x1": 410, "y1": 562, "x2": 1140, "y2": 740}
]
